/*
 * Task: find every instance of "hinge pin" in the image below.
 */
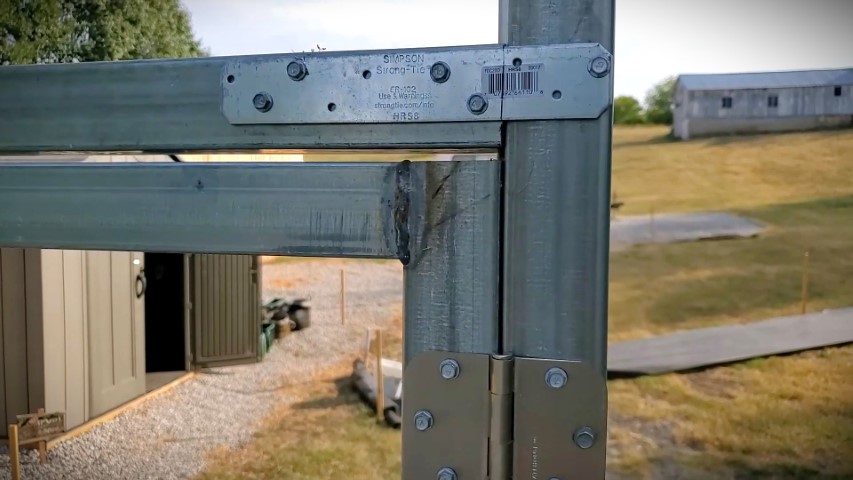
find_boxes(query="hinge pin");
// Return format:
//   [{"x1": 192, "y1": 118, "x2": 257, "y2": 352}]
[
  {"x1": 545, "y1": 367, "x2": 568, "y2": 389},
  {"x1": 414, "y1": 410, "x2": 434, "y2": 431},
  {"x1": 439, "y1": 359, "x2": 460, "y2": 379}
]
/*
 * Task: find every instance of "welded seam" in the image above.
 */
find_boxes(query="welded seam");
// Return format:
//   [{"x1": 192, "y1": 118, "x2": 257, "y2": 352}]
[{"x1": 394, "y1": 160, "x2": 412, "y2": 265}]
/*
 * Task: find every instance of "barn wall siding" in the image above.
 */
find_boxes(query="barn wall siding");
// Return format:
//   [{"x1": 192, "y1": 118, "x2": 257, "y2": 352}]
[
  {"x1": 687, "y1": 85, "x2": 853, "y2": 119},
  {"x1": 674, "y1": 81, "x2": 853, "y2": 139},
  {"x1": 683, "y1": 115, "x2": 852, "y2": 139}
]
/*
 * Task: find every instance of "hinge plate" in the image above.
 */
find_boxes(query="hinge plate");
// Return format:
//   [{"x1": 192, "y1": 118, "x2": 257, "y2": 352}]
[
  {"x1": 221, "y1": 43, "x2": 612, "y2": 125},
  {"x1": 513, "y1": 358, "x2": 607, "y2": 480},
  {"x1": 402, "y1": 351, "x2": 491, "y2": 480},
  {"x1": 402, "y1": 352, "x2": 607, "y2": 480}
]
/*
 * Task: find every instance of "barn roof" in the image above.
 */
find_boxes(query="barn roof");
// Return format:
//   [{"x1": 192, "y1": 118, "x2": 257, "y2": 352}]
[{"x1": 678, "y1": 68, "x2": 853, "y2": 91}]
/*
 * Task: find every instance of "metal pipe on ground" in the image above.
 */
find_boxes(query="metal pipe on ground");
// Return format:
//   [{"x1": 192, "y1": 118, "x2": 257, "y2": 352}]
[{"x1": 351, "y1": 359, "x2": 401, "y2": 428}]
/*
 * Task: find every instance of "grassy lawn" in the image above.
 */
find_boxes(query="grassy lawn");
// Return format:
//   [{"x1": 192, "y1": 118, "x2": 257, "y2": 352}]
[{"x1": 198, "y1": 126, "x2": 853, "y2": 479}]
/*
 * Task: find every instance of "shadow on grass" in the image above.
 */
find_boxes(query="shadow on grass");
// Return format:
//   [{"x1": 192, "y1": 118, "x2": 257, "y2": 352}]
[
  {"x1": 699, "y1": 125, "x2": 853, "y2": 147},
  {"x1": 613, "y1": 132, "x2": 677, "y2": 149},
  {"x1": 290, "y1": 376, "x2": 356, "y2": 410}
]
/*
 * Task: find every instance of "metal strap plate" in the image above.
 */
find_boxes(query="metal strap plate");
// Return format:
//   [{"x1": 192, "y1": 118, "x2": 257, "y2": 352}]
[
  {"x1": 222, "y1": 43, "x2": 612, "y2": 124},
  {"x1": 513, "y1": 358, "x2": 608, "y2": 480},
  {"x1": 402, "y1": 351, "x2": 491, "y2": 480}
]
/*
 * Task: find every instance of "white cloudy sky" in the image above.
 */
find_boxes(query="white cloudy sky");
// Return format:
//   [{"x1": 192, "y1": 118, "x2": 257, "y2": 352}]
[{"x1": 182, "y1": 0, "x2": 853, "y2": 100}]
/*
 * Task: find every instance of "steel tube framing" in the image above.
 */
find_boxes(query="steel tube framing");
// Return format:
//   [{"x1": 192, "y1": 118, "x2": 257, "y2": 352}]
[
  {"x1": 403, "y1": 160, "x2": 501, "y2": 362},
  {"x1": 0, "y1": 56, "x2": 501, "y2": 153},
  {"x1": 0, "y1": 162, "x2": 498, "y2": 258}
]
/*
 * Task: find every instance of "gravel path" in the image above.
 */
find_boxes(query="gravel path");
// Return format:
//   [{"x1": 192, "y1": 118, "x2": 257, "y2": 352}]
[{"x1": 0, "y1": 258, "x2": 403, "y2": 480}]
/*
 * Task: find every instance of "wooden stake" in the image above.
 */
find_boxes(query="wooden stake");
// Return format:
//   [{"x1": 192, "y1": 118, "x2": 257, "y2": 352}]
[
  {"x1": 801, "y1": 249, "x2": 810, "y2": 315},
  {"x1": 9, "y1": 424, "x2": 20, "y2": 480},
  {"x1": 340, "y1": 269, "x2": 346, "y2": 325},
  {"x1": 374, "y1": 329, "x2": 385, "y2": 423},
  {"x1": 37, "y1": 408, "x2": 47, "y2": 464}
]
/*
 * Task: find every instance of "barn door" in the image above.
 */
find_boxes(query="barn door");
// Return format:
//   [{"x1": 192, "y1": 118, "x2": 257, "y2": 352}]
[
  {"x1": 192, "y1": 255, "x2": 260, "y2": 367},
  {"x1": 87, "y1": 251, "x2": 146, "y2": 417}
]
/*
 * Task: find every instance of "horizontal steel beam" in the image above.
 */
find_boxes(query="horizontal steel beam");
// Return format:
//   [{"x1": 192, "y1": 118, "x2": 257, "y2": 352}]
[
  {"x1": 0, "y1": 56, "x2": 500, "y2": 153},
  {"x1": 0, "y1": 161, "x2": 495, "y2": 257}
]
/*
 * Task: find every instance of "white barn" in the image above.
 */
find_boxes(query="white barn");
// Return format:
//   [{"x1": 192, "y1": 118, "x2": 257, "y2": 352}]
[{"x1": 673, "y1": 68, "x2": 853, "y2": 140}]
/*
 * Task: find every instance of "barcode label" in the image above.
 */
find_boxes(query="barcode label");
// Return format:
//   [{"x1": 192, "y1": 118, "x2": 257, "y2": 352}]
[{"x1": 482, "y1": 64, "x2": 544, "y2": 97}]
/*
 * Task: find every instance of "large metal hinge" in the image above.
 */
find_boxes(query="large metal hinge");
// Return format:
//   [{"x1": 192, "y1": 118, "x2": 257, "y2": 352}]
[{"x1": 402, "y1": 351, "x2": 607, "y2": 480}]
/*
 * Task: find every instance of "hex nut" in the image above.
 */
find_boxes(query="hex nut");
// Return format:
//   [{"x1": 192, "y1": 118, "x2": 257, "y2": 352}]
[
  {"x1": 414, "y1": 410, "x2": 434, "y2": 431},
  {"x1": 467, "y1": 94, "x2": 488, "y2": 115},
  {"x1": 430, "y1": 62, "x2": 451, "y2": 83},
  {"x1": 252, "y1": 92, "x2": 273, "y2": 112},
  {"x1": 545, "y1": 367, "x2": 568, "y2": 389},
  {"x1": 437, "y1": 467, "x2": 458, "y2": 480},
  {"x1": 439, "y1": 359, "x2": 460, "y2": 379},
  {"x1": 588, "y1": 56, "x2": 610, "y2": 78},
  {"x1": 573, "y1": 426, "x2": 596, "y2": 449},
  {"x1": 287, "y1": 61, "x2": 308, "y2": 81}
]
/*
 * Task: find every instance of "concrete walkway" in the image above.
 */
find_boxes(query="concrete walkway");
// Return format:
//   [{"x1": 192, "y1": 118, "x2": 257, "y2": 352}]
[
  {"x1": 608, "y1": 307, "x2": 853, "y2": 377},
  {"x1": 611, "y1": 211, "x2": 763, "y2": 250}
]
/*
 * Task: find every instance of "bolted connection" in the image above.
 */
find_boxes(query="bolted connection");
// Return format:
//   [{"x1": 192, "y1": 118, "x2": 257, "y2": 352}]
[
  {"x1": 414, "y1": 410, "x2": 434, "y2": 431},
  {"x1": 439, "y1": 359, "x2": 460, "y2": 379},
  {"x1": 573, "y1": 426, "x2": 596, "y2": 449},
  {"x1": 467, "y1": 94, "x2": 488, "y2": 115},
  {"x1": 545, "y1": 367, "x2": 568, "y2": 389},
  {"x1": 287, "y1": 61, "x2": 308, "y2": 81},
  {"x1": 437, "y1": 467, "x2": 458, "y2": 480},
  {"x1": 588, "y1": 56, "x2": 610, "y2": 78},
  {"x1": 252, "y1": 92, "x2": 273, "y2": 112},
  {"x1": 430, "y1": 61, "x2": 451, "y2": 83}
]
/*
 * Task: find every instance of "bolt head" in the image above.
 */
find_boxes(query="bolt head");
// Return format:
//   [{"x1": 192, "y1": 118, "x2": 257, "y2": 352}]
[
  {"x1": 439, "y1": 359, "x2": 460, "y2": 379},
  {"x1": 430, "y1": 62, "x2": 450, "y2": 83},
  {"x1": 414, "y1": 410, "x2": 434, "y2": 431},
  {"x1": 588, "y1": 56, "x2": 610, "y2": 77},
  {"x1": 467, "y1": 94, "x2": 488, "y2": 115},
  {"x1": 287, "y1": 61, "x2": 308, "y2": 80},
  {"x1": 437, "y1": 467, "x2": 458, "y2": 480},
  {"x1": 545, "y1": 367, "x2": 568, "y2": 389},
  {"x1": 573, "y1": 427, "x2": 596, "y2": 449},
  {"x1": 252, "y1": 92, "x2": 273, "y2": 112}
]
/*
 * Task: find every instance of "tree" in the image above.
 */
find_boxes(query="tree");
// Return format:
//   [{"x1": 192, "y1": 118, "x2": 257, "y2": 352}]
[
  {"x1": 644, "y1": 76, "x2": 677, "y2": 125},
  {"x1": 613, "y1": 95, "x2": 645, "y2": 124},
  {"x1": 0, "y1": 0, "x2": 206, "y2": 65}
]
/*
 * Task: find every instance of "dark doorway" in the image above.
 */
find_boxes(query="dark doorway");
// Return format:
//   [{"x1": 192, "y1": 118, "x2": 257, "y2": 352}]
[{"x1": 144, "y1": 253, "x2": 186, "y2": 373}]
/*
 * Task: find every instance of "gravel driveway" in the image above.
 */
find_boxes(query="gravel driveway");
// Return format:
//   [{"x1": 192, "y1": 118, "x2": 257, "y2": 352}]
[{"x1": 0, "y1": 258, "x2": 403, "y2": 480}]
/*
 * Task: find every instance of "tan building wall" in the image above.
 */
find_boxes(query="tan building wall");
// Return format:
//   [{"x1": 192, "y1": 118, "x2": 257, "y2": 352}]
[{"x1": 0, "y1": 249, "x2": 45, "y2": 435}]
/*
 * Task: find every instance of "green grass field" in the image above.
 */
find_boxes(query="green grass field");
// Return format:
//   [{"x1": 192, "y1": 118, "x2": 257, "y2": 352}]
[{"x1": 198, "y1": 126, "x2": 853, "y2": 479}]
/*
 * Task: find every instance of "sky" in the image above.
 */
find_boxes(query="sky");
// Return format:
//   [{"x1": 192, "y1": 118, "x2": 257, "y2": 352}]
[{"x1": 182, "y1": 0, "x2": 853, "y2": 101}]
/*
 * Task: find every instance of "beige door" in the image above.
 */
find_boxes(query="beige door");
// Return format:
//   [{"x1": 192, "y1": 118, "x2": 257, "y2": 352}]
[
  {"x1": 87, "y1": 251, "x2": 146, "y2": 417},
  {"x1": 193, "y1": 255, "x2": 261, "y2": 367}
]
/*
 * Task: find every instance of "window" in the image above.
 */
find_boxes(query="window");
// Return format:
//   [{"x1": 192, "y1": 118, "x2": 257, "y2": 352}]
[
  {"x1": 722, "y1": 96, "x2": 733, "y2": 108},
  {"x1": 767, "y1": 95, "x2": 779, "y2": 108},
  {"x1": 835, "y1": 86, "x2": 843, "y2": 97}
]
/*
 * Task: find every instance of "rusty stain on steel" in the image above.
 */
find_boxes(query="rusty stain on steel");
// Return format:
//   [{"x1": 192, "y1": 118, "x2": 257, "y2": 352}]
[{"x1": 394, "y1": 160, "x2": 412, "y2": 265}]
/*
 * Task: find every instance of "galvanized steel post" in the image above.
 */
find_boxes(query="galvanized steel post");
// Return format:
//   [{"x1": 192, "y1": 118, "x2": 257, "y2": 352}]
[{"x1": 500, "y1": 0, "x2": 614, "y2": 376}]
